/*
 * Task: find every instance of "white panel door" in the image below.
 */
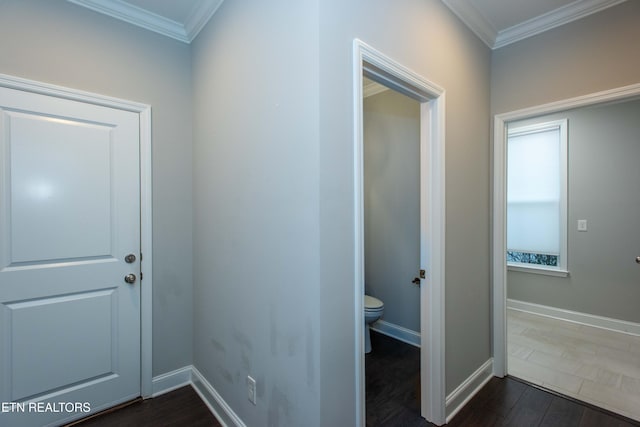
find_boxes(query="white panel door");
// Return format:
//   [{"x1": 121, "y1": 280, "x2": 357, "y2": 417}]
[{"x1": 0, "y1": 86, "x2": 141, "y2": 427}]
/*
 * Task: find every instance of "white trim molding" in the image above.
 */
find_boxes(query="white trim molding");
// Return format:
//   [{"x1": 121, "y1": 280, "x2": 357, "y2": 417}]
[
  {"x1": 492, "y1": 82, "x2": 640, "y2": 378},
  {"x1": 371, "y1": 320, "x2": 421, "y2": 348},
  {"x1": 183, "y1": 0, "x2": 225, "y2": 42},
  {"x1": 0, "y1": 72, "x2": 154, "y2": 399},
  {"x1": 508, "y1": 299, "x2": 640, "y2": 336},
  {"x1": 443, "y1": 0, "x2": 627, "y2": 49},
  {"x1": 507, "y1": 264, "x2": 569, "y2": 278},
  {"x1": 441, "y1": 0, "x2": 497, "y2": 48},
  {"x1": 354, "y1": 39, "x2": 446, "y2": 426},
  {"x1": 151, "y1": 366, "x2": 246, "y2": 427},
  {"x1": 139, "y1": 103, "x2": 153, "y2": 398},
  {"x1": 152, "y1": 366, "x2": 193, "y2": 397},
  {"x1": 494, "y1": 0, "x2": 628, "y2": 49},
  {"x1": 66, "y1": 0, "x2": 224, "y2": 43},
  {"x1": 191, "y1": 367, "x2": 247, "y2": 427},
  {"x1": 445, "y1": 359, "x2": 493, "y2": 423}
]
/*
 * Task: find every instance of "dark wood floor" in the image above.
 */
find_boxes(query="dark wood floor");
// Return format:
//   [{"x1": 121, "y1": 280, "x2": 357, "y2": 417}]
[
  {"x1": 448, "y1": 376, "x2": 640, "y2": 427},
  {"x1": 366, "y1": 330, "x2": 424, "y2": 425},
  {"x1": 68, "y1": 386, "x2": 221, "y2": 427},
  {"x1": 366, "y1": 331, "x2": 640, "y2": 427},
  {"x1": 66, "y1": 333, "x2": 640, "y2": 426}
]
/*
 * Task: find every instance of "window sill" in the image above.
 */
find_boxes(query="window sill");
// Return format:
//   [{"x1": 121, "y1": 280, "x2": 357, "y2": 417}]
[{"x1": 507, "y1": 264, "x2": 570, "y2": 278}]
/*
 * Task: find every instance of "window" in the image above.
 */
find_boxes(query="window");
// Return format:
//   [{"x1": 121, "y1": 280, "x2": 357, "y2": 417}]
[{"x1": 507, "y1": 119, "x2": 568, "y2": 274}]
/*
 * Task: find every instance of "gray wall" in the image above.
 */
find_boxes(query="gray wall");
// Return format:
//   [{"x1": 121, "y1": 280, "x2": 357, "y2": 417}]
[
  {"x1": 491, "y1": 1, "x2": 640, "y2": 114},
  {"x1": 0, "y1": 0, "x2": 194, "y2": 376},
  {"x1": 1, "y1": 1, "x2": 495, "y2": 424},
  {"x1": 191, "y1": 1, "x2": 321, "y2": 426},
  {"x1": 507, "y1": 99, "x2": 640, "y2": 323},
  {"x1": 492, "y1": 1, "x2": 640, "y2": 324},
  {"x1": 318, "y1": 1, "x2": 491, "y2": 422},
  {"x1": 364, "y1": 89, "x2": 420, "y2": 333},
  {"x1": 192, "y1": 0, "x2": 491, "y2": 424}
]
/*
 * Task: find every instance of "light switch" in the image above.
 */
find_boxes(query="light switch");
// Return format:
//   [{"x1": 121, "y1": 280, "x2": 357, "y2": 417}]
[{"x1": 577, "y1": 219, "x2": 587, "y2": 232}]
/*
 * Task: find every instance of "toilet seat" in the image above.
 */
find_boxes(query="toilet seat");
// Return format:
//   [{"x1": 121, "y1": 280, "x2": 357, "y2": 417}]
[
  {"x1": 365, "y1": 295, "x2": 384, "y2": 311},
  {"x1": 364, "y1": 295, "x2": 384, "y2": 353}
]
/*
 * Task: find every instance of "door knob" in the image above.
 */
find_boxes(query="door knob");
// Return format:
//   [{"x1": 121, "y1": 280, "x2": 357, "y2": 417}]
[
  {"x1": 636, "y1": 256, "x2": 640, "y2": 264},
  {"x1": 125, "y1": 254, "x2": 136, "y2": 263},
  {"x1": 124, "y1": 274, "x2": 137, "y2": 284}
]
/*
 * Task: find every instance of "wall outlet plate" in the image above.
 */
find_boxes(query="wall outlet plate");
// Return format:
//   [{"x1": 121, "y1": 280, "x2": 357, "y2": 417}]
[{"x1": 247, "y1": 375, "x2": 257, "y2": 405}]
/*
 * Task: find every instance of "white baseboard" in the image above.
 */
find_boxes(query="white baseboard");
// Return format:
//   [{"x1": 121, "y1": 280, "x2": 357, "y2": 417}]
[
  {"x1": 508, "y1": 299, "x2": 640, "y2": 336},
  {"x1": 191, "y1": 367, "x2": 247, "y2": 427},
  {"x1": 150, "y1": 366, "x2": 246, "y2": 427},
  {"x1": 371, "y1": 319, "x2": 421, "y2": 347},
  {"x1": 151, "y1": 366, "x2": 193, "y2": 397},
  {"x1": 445, "y1": 359, "x2": 493, "y2": 423}
]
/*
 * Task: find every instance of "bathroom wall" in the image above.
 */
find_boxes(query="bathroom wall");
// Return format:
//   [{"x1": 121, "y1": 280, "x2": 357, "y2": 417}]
[
  {"x1": 0, "y1": 0, "x2": 194, "y2": 377},
  {"x1": 506, "y1": 99, "x2": 640, "y2": 323},
  {"x1": 363, "y1": 88, "x2": 421, "y2": 334}
]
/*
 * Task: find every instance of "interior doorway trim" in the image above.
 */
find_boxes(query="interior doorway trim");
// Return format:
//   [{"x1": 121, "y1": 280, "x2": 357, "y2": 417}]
[
  {"x1": 353, "y1": 39, "x2": 446, "y2": 426},
  {"x1": 0, "y1": 73, "x2": 154, "y2": 398},
  {"x1": 492, "y1": 82, "x2": 640, "y2": 377}
]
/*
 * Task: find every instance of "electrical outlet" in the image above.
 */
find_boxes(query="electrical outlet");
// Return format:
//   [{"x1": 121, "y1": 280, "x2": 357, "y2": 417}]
[{"x1": 247, "y1": 375, "x2": 256, "y2": 405}]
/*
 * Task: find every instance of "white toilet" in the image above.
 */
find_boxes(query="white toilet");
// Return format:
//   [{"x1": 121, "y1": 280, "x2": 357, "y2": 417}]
[{"x1": 364, "y1": 295, "x2": 384, "y2": 353}]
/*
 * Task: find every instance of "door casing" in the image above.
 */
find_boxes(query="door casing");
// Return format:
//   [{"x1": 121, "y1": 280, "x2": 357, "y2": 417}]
[
  {"x1": 353, "y1": 40, "x2": 447, "y2": 426},
  {"x1": 0, "y1": 73, "x2": 154, "y2": 399}
]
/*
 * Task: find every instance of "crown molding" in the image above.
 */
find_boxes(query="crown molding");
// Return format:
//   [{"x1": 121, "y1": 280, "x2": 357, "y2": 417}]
[
  {"x1": 443, "y1": 0, "x2": 627, "y2": 50},
  {"x1": 66, "y1": 0, "x2": 223, "y2": 44},
  {"x1": 184, "y1": 0, "x2": 224, "y2": 42},
  {"x1": 494, "y1": 0, "x2": 627, "y2": 49},
  {"x1": 441, "y1": 0, "x2": 496, "y2": 48}
]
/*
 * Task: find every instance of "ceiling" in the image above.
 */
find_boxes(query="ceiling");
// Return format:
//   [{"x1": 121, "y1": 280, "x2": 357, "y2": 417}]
[{"x1": 67, "y1": 0, "x2": 626, "y2": 48}]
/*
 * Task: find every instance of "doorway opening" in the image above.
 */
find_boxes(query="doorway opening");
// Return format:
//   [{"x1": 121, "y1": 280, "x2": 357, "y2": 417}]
[
  {"x1": 492, "y1": 83, "x2": 640, "y2": 421},
  {"x1": 353, "y1": 40, "x2": 446, "y2": 426}
]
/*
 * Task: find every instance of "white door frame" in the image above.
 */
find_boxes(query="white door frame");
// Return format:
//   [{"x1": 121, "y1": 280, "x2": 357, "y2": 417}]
[
  {"x1": 353, "y1": 39, "x2": 447, "y2": 426},
  {"x1": 0, "y1": 73, "x2": 154, "y2": 398},
  {"x1": 491, "y1": 82, "x2": 640, "y2": 377}
]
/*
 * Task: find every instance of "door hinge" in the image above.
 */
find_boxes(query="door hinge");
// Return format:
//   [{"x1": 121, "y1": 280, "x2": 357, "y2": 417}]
[
  {"x1": 419, "y1": 269, "x2": 426, "y2": 279},
  {"x1": 140, "y1": 272, "x2": 143, "y2": 281}
]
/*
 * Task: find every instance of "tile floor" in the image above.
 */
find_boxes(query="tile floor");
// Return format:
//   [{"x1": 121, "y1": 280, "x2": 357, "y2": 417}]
[{"x1": 508, "y1": 308, "x2": 640, "y2": 422}]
